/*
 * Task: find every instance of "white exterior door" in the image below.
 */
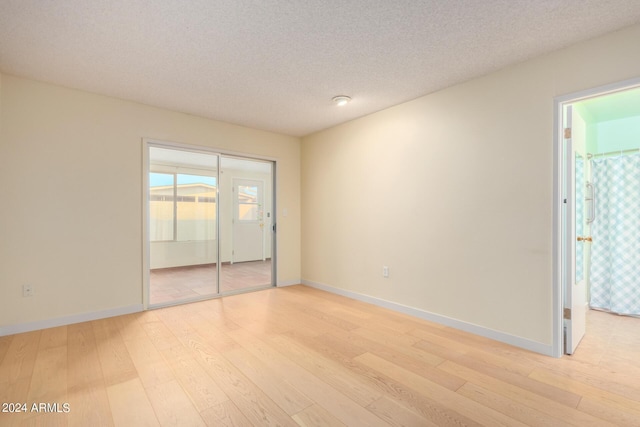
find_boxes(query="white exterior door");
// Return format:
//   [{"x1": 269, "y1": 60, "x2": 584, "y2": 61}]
[
  {"x1": 232, "y1": 178, "x2": 265, "y2": 263},
  {"x1": 564, "y1": 105, "x2": 588, "y2": 354}
]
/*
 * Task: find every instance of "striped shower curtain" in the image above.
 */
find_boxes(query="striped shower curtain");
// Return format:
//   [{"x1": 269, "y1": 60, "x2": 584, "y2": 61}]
[{"x1": 590, "y1": 153, "x2": 640, "y2": 315}]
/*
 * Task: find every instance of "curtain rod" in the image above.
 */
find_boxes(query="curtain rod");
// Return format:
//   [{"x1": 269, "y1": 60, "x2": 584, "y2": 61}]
[{"x1": 587, "y1": 148, "x2": 640, "y2": 159}]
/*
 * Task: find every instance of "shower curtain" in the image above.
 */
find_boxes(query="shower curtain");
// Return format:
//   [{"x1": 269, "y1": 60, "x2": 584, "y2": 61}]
[{"x1": 589, "y1": 153, "x2": 640, "y2": 315}]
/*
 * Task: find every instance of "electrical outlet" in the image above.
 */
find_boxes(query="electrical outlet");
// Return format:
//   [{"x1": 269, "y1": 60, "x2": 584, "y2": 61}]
[
  {"x1": 22, "y1": 284, "x2": 34, "y2": 297},
  {"x1": 383, "y1": 266, "x2": 389, "y2": 278}
]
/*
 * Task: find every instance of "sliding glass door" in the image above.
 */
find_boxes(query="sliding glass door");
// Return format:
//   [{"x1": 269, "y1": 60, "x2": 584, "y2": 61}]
[
  {"x1": 148, "y1": 146, "x2": 219, "y2": 306},
  {"x1": 220, "y1": 157, "x2": 274, "y2": 293},
  {"x1": 145, "y1": 142, "x2": 275, "y2": 307}
]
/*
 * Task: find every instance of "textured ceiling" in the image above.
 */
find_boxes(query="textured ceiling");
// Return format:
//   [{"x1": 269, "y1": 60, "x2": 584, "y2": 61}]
[{"x1": 2, "y1": 1, "x2": 640, "y2": 137}]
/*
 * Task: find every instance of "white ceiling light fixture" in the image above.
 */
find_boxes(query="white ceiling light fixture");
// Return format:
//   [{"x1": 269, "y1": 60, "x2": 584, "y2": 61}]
[{"x1": 332, "y1": 95, "x2": 351, "y2": 106}]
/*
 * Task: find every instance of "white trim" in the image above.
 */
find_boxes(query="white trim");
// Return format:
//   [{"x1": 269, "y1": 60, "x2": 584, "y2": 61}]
[
  {"x1": 277, "y1": 279, "x2": 301, "y2": 287},
  {"x1": 552, "y1": 76, "x2": 640, "y2": 358},
  {"x1": 552, "y1": 96, "x2": 564, "y2": 358},
  {"x1": 302, "y1": 280, "x2": 553, "y2": 356},
  {"x1": 142, "y1": 141, "x2": 151, "y2": 309},
  {"x1": 554, "y1": 76, "x2": 640, "y2": 105},
  {"x1": 0, "y1": 304, "x2": 143, "y2": 337}
]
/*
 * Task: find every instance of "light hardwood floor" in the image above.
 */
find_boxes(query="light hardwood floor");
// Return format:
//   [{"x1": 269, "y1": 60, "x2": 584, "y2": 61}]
[{"x1": 1, "y1": 285, "x2": 639, "y2": 426}]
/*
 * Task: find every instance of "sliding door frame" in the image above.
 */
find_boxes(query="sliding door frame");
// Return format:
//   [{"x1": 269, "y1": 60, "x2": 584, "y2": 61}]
[{"x1": 142, "y1": 138, "x2": 277, "y2": 309}]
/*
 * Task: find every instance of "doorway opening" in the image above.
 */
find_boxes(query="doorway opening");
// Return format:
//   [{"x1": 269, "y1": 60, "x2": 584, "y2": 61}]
[
  {"x1": 143, "y1": 140, "x2": 276, "y2": 308},
  {"x1": 555, "y1": 79, "x2": 640, "y2": 356}
]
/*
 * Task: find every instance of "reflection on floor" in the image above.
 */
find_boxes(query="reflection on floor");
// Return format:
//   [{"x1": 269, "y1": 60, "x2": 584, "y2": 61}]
[{"x1": 150, "y1": 259, "x2": 272, "y2": 305}]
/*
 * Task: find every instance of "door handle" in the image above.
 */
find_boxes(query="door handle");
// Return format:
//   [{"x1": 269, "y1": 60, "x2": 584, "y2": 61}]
[
  {"x1": 577, "y1": 236, "x2": 592, "y2": 242},
  {"x1": 586, "y1": 182, "x2": 596, "y2": 224}
]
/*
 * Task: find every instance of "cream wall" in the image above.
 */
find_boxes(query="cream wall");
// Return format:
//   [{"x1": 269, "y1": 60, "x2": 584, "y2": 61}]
[
  {"x1": 301, "y1": 24, "x2": 640, "y2": 349},
  {"x1": 0, "y1": 74, "x2": 300, "y2": 331}
]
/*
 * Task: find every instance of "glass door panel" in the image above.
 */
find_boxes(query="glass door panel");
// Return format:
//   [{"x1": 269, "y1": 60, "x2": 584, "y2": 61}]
[
  {"x1": 220, "y1": 156, "x2": 274, "y2": 294},
  {"x1": 148, "y1": 146, "x2": 219, "y2": 306}
]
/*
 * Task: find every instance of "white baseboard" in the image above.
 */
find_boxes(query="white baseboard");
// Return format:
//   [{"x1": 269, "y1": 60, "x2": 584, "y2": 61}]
[
  {"x1": 277, "y1": 279, "x2": 301, "y2": 287},
  {"x1": 0, "y1": 304, "x2": 144, "y2": 337},
  {"x1": 302, "y1": 279, "x2": 553, "y2": 357}
]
